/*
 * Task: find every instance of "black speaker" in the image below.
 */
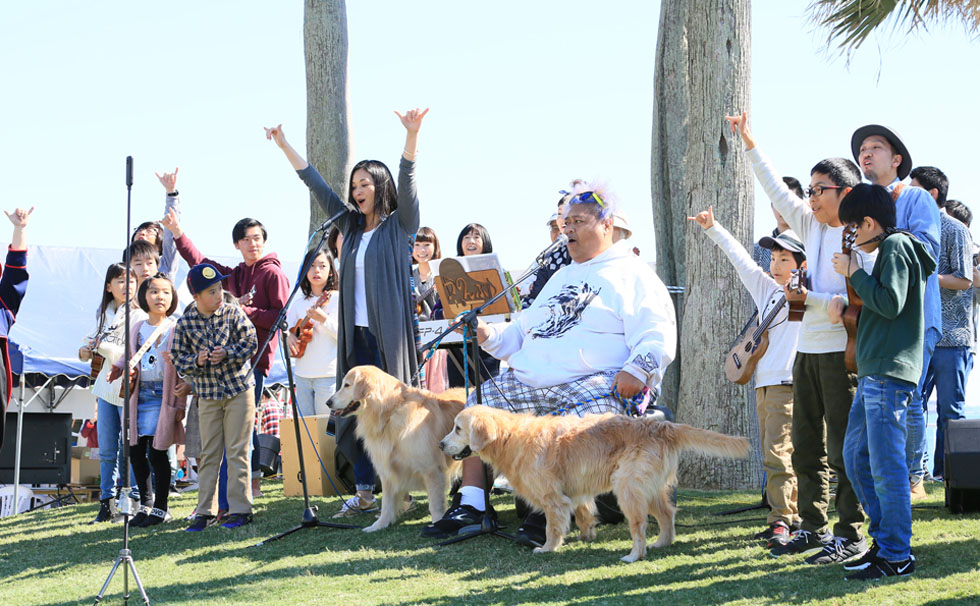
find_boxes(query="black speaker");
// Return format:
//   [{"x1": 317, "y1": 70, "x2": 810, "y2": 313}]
[
  {"x1": 0, "y1": 412, "x2": 73, "y2": 484},
  {"x1": 944, "y1": 418, "x2": 980, "y2": 514}
]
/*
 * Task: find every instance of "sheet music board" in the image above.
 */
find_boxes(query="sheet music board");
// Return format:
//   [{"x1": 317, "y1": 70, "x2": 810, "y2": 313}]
[{"x1": 432, "y1": 253, "x2": 518, "y2": 317}]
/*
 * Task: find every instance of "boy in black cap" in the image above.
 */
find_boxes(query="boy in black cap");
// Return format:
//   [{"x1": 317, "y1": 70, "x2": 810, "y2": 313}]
[
  {"x1": 171, "y1": 263, "x2": 258, "y2": 531},
  {"x1": 830, "y1": 183, "x2": 935, "y2": 579},
  {"x1": 690, "y1": 206, "x2": 804, "y2": 547}
]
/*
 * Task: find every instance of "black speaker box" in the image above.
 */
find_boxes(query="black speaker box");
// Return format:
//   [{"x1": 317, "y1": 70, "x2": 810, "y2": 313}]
[
  {"x1": 944, "y1": 418, "x2": 980, "y2": 514},
  {"x1": 0, "y1": 412, "x2": 73, "y2": 484}
]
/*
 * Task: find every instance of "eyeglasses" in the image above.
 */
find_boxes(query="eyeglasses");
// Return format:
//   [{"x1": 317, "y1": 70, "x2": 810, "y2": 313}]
[
  {"x1": 805, "y1": 185, "x2": 841, "y2": 198},
  {"x1": 573, "y1": 191, "x2": 606, "y2": 208}
]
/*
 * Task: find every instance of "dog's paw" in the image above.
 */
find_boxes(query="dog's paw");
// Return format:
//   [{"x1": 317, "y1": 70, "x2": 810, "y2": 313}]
[
  {"x1": 532, "y1": 546, "x2": 553, "y2": 554},
  {"x1": 362, "y1": 521, "x2": 388, "y2": 533},
  {"x1": 620, "y1": 553, "x2": 643, "y2": 563}
]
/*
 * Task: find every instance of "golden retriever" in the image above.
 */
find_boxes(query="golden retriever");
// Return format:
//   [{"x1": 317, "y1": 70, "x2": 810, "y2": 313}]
[
  {"x1": 326, "y1": 365, "x2": 465, "y2": 532},
  {"x1": 440, "y1": 405, "x2": 750, "y2": 562}
]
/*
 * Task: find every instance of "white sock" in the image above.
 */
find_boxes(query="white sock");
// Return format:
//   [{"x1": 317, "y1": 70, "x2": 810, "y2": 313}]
[{"x1": 459, "y1": 486, "x2": 486, "y2": 512}]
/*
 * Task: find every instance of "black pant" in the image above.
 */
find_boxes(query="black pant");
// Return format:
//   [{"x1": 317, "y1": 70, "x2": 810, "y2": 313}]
[{"x1": 131, "y1": 435, "x2": 171, "y2": 510}]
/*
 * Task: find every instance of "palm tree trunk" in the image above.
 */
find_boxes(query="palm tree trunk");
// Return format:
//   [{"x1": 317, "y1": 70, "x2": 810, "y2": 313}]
[
  {"x1": 652, "y1": 0, "x2": 762, "y2": 489},
  {"x1": 304, "y1": 0, "x2": 353, "y2": 237}
]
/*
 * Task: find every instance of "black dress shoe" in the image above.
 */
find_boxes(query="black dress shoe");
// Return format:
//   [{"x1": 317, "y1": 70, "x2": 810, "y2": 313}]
[{"x1": 515, "y1": 510, "x2": 547, "y2": 548}]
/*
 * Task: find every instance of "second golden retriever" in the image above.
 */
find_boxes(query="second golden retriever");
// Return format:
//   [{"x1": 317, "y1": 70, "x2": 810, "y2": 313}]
[
  {"x1": 326, "y1": 365, "x2": 465, "y2": 532},
  {"x1": 440, "y1": 405, "x2": 750, "y2": 562}
]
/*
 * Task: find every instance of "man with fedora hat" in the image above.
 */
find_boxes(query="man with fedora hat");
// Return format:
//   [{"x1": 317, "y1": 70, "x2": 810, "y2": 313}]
[{"x1": 851, "y1": 125, "x2": 940, "y2": 498}]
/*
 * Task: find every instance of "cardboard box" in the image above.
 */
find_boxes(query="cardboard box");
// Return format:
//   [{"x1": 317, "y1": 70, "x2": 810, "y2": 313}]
[
  {"x1": 70, "y1": 446, "x2": 100, "y2": 485},
  {"x1": 280, "y1": 415, "x2": 345, "y2": 497}
]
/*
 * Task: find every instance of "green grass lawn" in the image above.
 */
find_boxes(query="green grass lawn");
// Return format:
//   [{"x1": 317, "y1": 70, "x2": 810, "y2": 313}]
[{"x1": 1, "y1": 481, "x2": 977, "y2": 606}]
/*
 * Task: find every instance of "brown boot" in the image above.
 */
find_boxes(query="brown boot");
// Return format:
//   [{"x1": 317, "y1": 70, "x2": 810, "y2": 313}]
[{"x1": 910, "y1": 477, "x2": 927, "y2": 501}]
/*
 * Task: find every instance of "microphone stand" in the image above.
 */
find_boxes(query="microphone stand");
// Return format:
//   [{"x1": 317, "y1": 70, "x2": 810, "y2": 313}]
[
  {"x1": 94, "y1": 156, "x2": 150, "y2": 606},
  {"x1": 254, "y1": 209, "x2": 358, "y2": 547},
  {"x1": 425, "y1": 258, "x2": 554, "y2": 547}
]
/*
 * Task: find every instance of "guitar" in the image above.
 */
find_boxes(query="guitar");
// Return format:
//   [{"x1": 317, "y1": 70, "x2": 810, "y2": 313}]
[
  {"x1": 787, "y1": 269, "x2": 807, "y2": 322},
  {"x1": 724, "y1": 295, "x2": 788, "y2": 385},
  {"x1": 291, "y1": 290, "x2": 332, "y2": 358},
  {"x1": 117, "y1": 318, "x2": 175, "y2": 398},
  {"x1": 841, "y1": 225, "x2": 862, "y2": 373}
]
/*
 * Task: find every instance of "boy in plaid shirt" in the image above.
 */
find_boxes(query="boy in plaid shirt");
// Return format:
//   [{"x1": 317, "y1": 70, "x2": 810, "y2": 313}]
[{"x1": 172, "y1": 263, "x2": 257, "y2": 530}]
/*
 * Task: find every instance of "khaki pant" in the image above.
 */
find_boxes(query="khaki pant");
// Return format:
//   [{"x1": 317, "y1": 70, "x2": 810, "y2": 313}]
[
  {"x1": 756, "y1": 384, "x2": 798, "y2": 526},
  {"x1": 197, "y1": 389, "x2": 255, "y2": 516},
  {"x1": 791, "y1": 352, "x2": 864, "y2": 541}
]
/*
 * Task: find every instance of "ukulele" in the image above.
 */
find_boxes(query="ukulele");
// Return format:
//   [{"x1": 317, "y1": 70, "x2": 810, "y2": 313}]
[
  {"x1": 841, "y1": 225, "x2": 862, "y2": 373},
  {"x1": 291, "y1": 290, "x2": 332, "y2": 358},
  {"x1": 724, "y1": 295, "x2": 788, "y2": 384},
  {"x1": 787, "y1": 269, "x2": 807, "y2": 321}
]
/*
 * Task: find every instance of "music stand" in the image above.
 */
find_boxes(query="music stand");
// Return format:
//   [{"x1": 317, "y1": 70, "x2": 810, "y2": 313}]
[
  {"x1": 421, "y1": 259, "x2": 546, "y2": 547},
  {"x1": 253, "y1": 210, "x2": 359, "y2": 547}
]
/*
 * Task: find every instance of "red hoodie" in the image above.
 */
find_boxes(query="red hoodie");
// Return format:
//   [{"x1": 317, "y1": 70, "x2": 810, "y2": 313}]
[{"x1": 175, "y1": 234, "x2": 290, "y2": 376}]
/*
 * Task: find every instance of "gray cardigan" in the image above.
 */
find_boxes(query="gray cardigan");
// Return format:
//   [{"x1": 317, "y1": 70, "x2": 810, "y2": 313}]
[{"x1": 298, "y1": 158, "x2": 420, "y2": 459}]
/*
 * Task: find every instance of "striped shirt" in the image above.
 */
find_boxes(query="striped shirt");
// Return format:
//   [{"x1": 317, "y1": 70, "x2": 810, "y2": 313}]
[{"x1": 172, "y1": 297, "x2": 257, "y2": 400}]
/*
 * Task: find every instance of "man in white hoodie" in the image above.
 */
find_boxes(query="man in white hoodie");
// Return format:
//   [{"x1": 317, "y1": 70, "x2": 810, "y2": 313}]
[{"x1": 422, "y1": 186, "x2": 677, "y2": 542}]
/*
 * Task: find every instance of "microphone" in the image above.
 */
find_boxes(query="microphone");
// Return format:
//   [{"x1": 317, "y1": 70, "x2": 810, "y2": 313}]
[
  {"x1": 535, "y1": 233, "x2": 569, "y2": 266},
  {"x1": 125, "y1": 156, "x2": 133, "y2": 188},
  {"x1": 316, "y1": 209, "x2": 346, "y2": 234}
]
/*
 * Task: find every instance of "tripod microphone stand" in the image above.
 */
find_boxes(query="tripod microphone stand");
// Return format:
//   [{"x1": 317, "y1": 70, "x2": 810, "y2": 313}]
[
  {"x1": 94, "y1": 156, "x2": 150, "y2": 606},
  {"x1": 421, "y1": 258, "x2": 553, "y2": 547},
  {"x1": 254, "y1": 210, "x2": 358, "y2": 547}
]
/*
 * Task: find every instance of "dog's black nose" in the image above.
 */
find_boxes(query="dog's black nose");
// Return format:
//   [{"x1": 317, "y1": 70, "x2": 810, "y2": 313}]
[{"x1": 438, "y1": 440, "x2": 446, "y2": 452}]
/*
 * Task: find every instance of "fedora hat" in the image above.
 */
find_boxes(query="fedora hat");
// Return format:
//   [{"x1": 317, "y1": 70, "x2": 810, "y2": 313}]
[{"x1": 851, "y1": 124, "x2": 913, "y2": 180}]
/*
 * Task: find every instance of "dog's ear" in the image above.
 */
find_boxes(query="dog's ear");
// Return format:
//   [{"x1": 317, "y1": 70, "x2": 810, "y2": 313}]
[
  {"x1": 467, "y1": 414, "x2": 498, "y2": 452},
  {"x1": 349, "y1": 368, "x2": 366, "y2": 402}
]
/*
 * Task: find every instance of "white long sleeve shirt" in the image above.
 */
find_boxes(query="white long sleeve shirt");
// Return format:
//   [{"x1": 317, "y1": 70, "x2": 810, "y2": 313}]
[
  {"x1": 748, "y1": 147, "x2": 875, "y2": 354},
  {"x1": 706, "y1": 223, "x2": 800, "y2": 386},
  {"x1": 481, "y1": 240, "x2": 677, "y2": 390}
]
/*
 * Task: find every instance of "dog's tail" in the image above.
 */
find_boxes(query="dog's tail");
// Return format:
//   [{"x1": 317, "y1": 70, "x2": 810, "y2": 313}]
[{"x1": 657, "y1": 421, "x2": 750, "y2": 460}]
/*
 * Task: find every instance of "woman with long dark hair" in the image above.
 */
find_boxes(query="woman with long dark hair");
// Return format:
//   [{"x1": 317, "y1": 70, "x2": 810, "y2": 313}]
[{"x1": 265, "y1": 108, "x2": 427, "y2": 516}]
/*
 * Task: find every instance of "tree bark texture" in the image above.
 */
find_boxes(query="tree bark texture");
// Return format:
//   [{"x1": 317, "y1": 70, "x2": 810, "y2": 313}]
[
  {"x1": 305, "y1": 0, "x2": 353, "y2": 238},
  {"x1": 652, "y1": 0, "x2": 761, "y2": 489}
]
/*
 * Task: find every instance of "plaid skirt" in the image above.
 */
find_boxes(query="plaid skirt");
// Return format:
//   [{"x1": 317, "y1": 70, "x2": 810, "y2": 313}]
[{"x1": 465, "y1": 368, "x2": 630, "y2": 417}]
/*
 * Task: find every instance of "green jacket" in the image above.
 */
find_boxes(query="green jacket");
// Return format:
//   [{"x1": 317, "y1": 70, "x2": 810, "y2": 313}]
[{"x1": 850, "y1": 232, "x2": 937, "y2": 384}]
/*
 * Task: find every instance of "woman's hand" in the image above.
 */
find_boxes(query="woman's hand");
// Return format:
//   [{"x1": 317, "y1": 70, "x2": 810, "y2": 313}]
[
  {"x1": 174, "y1": 381, "x2": 192, "y2": 398},
  {"x1": 155, "y1": 168, "x2": 179, "y2": 193},
  {"x1": 79, "y1": 345, "x2": 93, "y2": 362},
  {"x1": 107, "y1": 365, "x2": 122, "y2": 383},
  {"x1": 828, "y1": 295, "x2": 846, "y2": 324},
  {"x1": 395, "y1": 108, "x2": 429, "y2": 133},
  {"x1": 286, "y1": 331, "x2": 301, "y2": 357},
  {"x1": 308, "y1": 306, "x2": 328, "y2": 324},
  {"x1": 687, "y1": 206, "x2": 715, "y2": 230},
  {"x1": 264, "y1": 124, "x2": 287, "y2": 148}
]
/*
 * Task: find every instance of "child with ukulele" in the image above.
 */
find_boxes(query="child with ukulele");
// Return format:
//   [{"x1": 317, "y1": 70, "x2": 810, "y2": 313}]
[{"x1": 690, "y1": 206, "x2": 804, "y2": 547}]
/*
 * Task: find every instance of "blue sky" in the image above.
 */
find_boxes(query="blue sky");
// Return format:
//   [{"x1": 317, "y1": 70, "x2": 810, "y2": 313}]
[{"x1": 3, "y1": 1, "x2": 978, "y2": 270}]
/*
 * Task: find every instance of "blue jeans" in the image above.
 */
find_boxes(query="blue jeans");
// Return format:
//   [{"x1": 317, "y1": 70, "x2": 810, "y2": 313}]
[
  {"x1": 96, "y1": 398, "x2": 137, "y2": 501},
  {"x1": 922, "y1": 346, "x2": 972, "y2": 477},
  {"x1": 844, "y1": 376, "x2": 914, "y2": 562},
  {"x1": 294, "y1": 375, "x2": 336, "y2": 417},
  {"x1": 907, "y1": 327, "x2": 940, "y2": 481}
]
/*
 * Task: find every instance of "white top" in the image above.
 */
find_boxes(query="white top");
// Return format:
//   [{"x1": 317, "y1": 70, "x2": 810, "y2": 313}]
[
  {"x1": 706, "y1": 223, "x2": 800, "y2": 386},
  {"x1": 82, "y1": 302, "x2": 148, "y2": 406},
  {"x1": 353, "y1": 227, "x2": 374, "y2": 327},
  {"x1": 748, "y1": 147, "x2": 876, "y2": 354},
  {"x1": 138, "y1": 321, "x2": 171, "y2": 383},
  {"x1": 286, "y1": 291, "x2": 340, "y2": 379},
  {"x1": 481, "y1": 240, "x2": 677, "y2": 389}
]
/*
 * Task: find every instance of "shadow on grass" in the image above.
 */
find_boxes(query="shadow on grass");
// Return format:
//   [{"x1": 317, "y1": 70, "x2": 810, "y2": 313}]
[{"x1": 7, "y1": 485, "x2": 980, "y2": 606}]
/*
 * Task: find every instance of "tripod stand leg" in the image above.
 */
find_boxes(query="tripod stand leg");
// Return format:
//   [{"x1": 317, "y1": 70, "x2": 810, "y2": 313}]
[
  {"x1": 93, "y1": 557, "x2": 124, "y2": 604},
  {"x1": 126, "y1": 556, "x2": 151, "y2": 605}
]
